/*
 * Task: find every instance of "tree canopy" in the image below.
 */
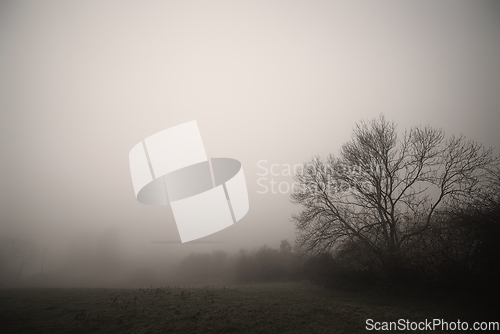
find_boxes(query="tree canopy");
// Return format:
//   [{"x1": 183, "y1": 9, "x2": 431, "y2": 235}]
[{"x1": 291, "y1": 115, "x2": 499, "y2": 274}]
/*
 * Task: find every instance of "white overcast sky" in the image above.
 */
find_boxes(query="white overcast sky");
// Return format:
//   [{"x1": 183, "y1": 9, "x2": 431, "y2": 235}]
[{"x1": 1, "y1": 0, "x2": 499, "y2": 255}]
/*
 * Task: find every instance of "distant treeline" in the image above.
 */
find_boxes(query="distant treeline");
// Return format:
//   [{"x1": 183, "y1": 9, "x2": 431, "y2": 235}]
[
  {"x1": 1, "y1": 201, "x2": 498, "y2": 292},
  {"x1": 173, "y1": 200, "x2": 500, "y2": 294},
  {"x1": 174, "y1": 240, "x2": 300, "y2": 284}
]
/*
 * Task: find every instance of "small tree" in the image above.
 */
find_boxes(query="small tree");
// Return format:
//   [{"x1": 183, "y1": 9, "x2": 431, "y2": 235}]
[{"x1": 291, "y1": 115, "x2": 498, "y2": 277}]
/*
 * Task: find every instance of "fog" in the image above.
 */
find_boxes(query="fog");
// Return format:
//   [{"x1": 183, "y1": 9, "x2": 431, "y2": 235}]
[{"x1": 1, "y1": 0, "x2": 500, "y2": 287}]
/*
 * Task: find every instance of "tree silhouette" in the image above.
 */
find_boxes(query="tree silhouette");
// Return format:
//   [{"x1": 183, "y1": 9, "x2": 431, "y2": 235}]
[{"x1": 291, "y1": 115, "x2": 499, "y2": 277}]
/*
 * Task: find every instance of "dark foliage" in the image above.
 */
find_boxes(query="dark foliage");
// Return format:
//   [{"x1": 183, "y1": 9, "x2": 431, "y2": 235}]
[{"x1": 234, "y1": 240, "x2": 299, "y2": 282}]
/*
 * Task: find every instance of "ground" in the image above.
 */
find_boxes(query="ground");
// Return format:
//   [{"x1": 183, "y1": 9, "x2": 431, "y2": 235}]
[{"x1": 0, "y1": 282, "x2": 496, "y2": 333}]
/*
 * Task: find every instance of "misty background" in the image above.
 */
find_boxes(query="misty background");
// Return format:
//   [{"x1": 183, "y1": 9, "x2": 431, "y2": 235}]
[{"x1": 1, "y1": 0, "x2": 500, "y2": 287}]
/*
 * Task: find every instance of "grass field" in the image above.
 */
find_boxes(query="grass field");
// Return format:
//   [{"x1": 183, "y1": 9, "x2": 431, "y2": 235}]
[{"x1": 0, "y1": 282, "x2": 496, "y2": 333}]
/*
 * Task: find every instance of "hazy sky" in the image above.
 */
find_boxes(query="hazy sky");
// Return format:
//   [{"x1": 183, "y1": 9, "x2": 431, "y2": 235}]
[{"x1": 1, "y1": 0, "x2": 500, "y2": 257}]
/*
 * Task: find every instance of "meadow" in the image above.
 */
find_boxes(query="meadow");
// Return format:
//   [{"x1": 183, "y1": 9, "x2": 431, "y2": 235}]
[{"x1": 0, "y1": 282, "x2": 495, "y2": 333}]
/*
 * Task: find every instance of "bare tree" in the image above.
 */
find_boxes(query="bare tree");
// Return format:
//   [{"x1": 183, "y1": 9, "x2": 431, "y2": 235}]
[{"x1": 291, "y1": 115, "x2": 499, "y2": 275}]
